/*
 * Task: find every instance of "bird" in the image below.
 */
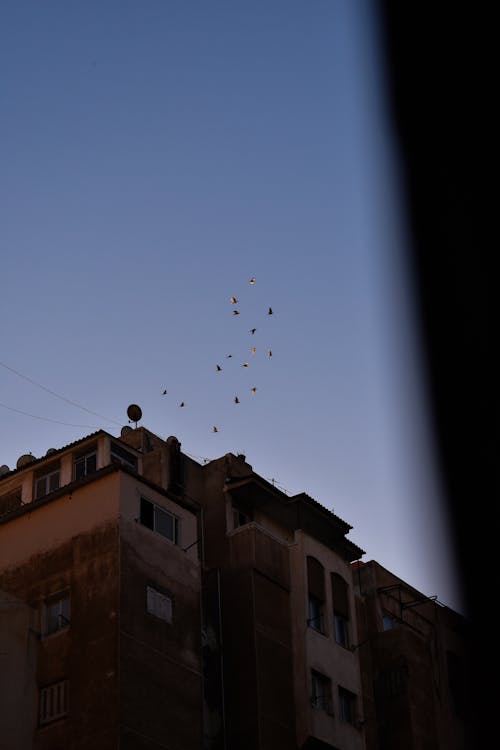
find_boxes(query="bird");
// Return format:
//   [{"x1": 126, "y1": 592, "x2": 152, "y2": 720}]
[
  {"x1": 268, "y1": 350, "x2": 272, "y2": 358},
  {"x1": 249, "y1": 277, "x2": 255, "y2": 285},
  {"x1": 250, "y1": 387, "x2": 257, "y2": 393},
  {"x1": 268, "y1": 307, "x2": 273, "y2": 315},
  {"x1": 216, "y1": 364, "x2": 222, "y2": 372},
  {"x1": 162, "y1": 389, "x2": 167, "y2": 395},
  {"x1": 250, "y1": 347, "x2": 256, "y2": 354},
  {"x1": 234, "y1": 396, "x2": 240, "y2": 404},
  {"x1": 232, "y1": 310, "x2": 240, "y2": 316},
  {"x1": 179, "y1": 402, "x2": 185, "y2": 407},
  {"x1": 226, "y1": 354, "x2": 233, "y2": 358},
  {"x1": 249, "y1": 328, "x2": 256, "y2": 334},
  {"x1": 242, "y1": 363, "x2": 249, "y2": 368},
  {"x1": 212, "y1": 426, "x2": 218, "y2": 433},
  {"x1": 230, "y1": 296, "x2": 238, "y2": 304}
]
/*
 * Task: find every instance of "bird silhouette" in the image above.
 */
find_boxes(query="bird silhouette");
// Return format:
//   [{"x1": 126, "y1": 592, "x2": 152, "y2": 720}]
[
  {"x1": 249, "y1": 328, "x2": 256, "y2": 334},
  {"x1": 268, "y1": 307, "x2": 273, "y2": 315},
  {"x1": 179, "y1": 402, "x2": 185, "y2": 407},
  {"x1": 234, "y1": 396, "x2": 240, "y2": 404},
  {"x1": 226, "y1": 354, "x2": 233, "y2": 358},
  {"x1": 232, "y1": 310, "x2": 240, "y2": 316},
  {"x1": 162, "y1": 389, "x2": 167, "y2": 395},
  {"x1": 216, "y1": 364, "x2": 222, "y2": 372},
  {"x1": 250, "y1": 347, "x2": 256, "y2": 354},
  {"x1": 230, "y1": 296, "x2": 238, "y2": 304},
  {"x1": 268, "y1": 350, "x2": 272, "y2": 358},
  {"x1": 242, "y1": 363, "x2": 249, "y2": 368},
  {"x1": 250, "y1": 387, "x2": 257, "y2": 393},
  {"x1": 212, "y1": 426, "x2": 218, "y2": 433},
  {"x1": 249, "y1": 277, "x2": 255, "y2": 285}
]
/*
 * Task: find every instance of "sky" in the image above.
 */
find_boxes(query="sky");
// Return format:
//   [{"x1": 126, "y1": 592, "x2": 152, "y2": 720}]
[{"x1": 0, "y1": 1, "x2": 464, "y2": 614}]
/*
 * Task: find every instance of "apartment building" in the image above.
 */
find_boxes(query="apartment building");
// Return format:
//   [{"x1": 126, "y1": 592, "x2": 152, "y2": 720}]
[
  {"x1": 352, "y1": 560, "x2": 471, "y2": 750},
  {"x1": 1, "y1": 422, "x2": 468, "y2": 749}
]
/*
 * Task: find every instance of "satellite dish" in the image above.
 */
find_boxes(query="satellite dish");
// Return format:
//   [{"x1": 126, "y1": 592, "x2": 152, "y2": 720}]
[
  {"x1": 121, "y1": 425, "x2": 133, "y2": 437},
  {"x1": 45, "y1": 448, "x2": 57, "y2": 456},
  {"x1": 0, "y1": 464, "x2": 10, "y2": 476},
  {"x1": 127, "y1": 404, "x2": 142, "y2": 425},
  {"x1": 16, "y1": 453, "x2": 36, "y2": 469}
]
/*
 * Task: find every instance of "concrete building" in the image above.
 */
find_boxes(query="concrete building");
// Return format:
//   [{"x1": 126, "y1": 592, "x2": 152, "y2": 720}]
[
  {"x1": 352, "y1": 560, "x2": 471, "y2": 750},
  {"x1": 0, "y1": 423, "x2": 469, "y2": 749}
]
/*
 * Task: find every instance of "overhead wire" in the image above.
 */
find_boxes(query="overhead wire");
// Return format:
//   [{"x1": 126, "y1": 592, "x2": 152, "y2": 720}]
[
  {"x1": 0, "y1": 361, "x2": 122, "y2": 426},
  {"x1": 0, "y1": 401, "x2": 100, "y2": 428}
]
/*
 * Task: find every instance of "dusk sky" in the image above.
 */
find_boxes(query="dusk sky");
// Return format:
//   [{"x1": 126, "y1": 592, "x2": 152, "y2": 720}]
[{"x1": 1, "y1": 1, "x2": 464, "y2": 614}]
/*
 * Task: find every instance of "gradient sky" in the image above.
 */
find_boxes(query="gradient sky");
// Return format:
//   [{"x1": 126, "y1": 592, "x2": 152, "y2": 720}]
[{"x1": 1, "y1": 1, "x2": 464, "y2": 614}]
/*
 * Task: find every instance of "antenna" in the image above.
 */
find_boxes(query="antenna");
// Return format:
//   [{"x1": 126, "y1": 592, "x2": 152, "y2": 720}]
[{"x1": 126, "y1": 404, "x2": 142, "y2": 427}]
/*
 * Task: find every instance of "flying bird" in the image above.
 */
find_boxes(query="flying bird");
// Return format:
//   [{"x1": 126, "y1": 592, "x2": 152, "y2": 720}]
[
  {"x1": 250, "y1": 347, "x2": 256, "y2": 354},
  {"x1": 162, "y1": 389, "x2": 167, "y2": 395},
  {"x1": 268, "y1": 307, "x2": 273, "y2": 315},
  {"x1": 232, "y1": 310, "x2": 240, "y2": 315},
  {"x1": 179, "y1": 402, "x2": 185, "y2": 407},
  {"x1": 230, "y1": 296, "x2": 238, "y2": 304},
  {"x1": 242, "y1": 363, "x2": 249, "y2": 368},
  {"x1": 226, "y1": 354, "x2": 233, "y2": 358},
  {"x1": 250, "y1": 387, "x2": 257, "y2": 393},
  {"x1": 234, "y1": 396, "x2": 240, "y2": 404},
  {"x1": 216, "y1": 364, "x2": 222, "y2": 372},
  {"x1": 212, "y1": 426, "x2": 218, "y2": 433},
  {"x1": 249, "y1": 277, "x2": 255, "y2": 285},
  {"x1": 268, "y1": 350, "x2": 272, "y2": 358},
  {"x1": 249, "y1": 328, "x2": 256, "y2": 334}
]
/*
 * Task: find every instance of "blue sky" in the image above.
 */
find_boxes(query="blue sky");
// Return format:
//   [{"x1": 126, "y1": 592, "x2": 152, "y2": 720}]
[{"x1": 0, "y1": 1, "x2": 464, "y2": 613}]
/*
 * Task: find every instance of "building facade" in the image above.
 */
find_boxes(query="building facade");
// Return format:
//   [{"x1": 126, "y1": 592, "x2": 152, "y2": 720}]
[{"x1": 0, "y1": 424, "x2": 469, "y2": 749}]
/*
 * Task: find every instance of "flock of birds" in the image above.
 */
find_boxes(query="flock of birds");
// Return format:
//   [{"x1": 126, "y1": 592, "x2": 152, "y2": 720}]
[{"x1": 161, "y1": 276, "x2": 274, "y2": 433}]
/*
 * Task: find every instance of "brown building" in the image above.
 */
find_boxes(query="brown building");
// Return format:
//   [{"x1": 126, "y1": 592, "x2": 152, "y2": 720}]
[
  {"x1": 352, "y1": 560, "x2": 471, "y2": 750},
  {"x1": 0, "y1": 423, "x2": 469, "y2": 749}
]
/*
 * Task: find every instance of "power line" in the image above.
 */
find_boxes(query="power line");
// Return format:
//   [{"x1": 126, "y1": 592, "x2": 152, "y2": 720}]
[
  {"x1": 0, "y1": 401, "x2": 100, "y2": 428},
  {"x1": 0, "y1": 361, "x2": 121, "y2": 426}
]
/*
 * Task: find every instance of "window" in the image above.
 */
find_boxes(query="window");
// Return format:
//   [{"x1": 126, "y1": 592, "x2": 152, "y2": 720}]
[
  {"x1": 44, "y1": 593, "x2": 70, "y2": 636},
  {"x1": 307, "y1": 557, "x2": 325, "y2": 633},
  {"x1": 332, "y1": 573, "x2": 350, "y2": 647},
  {"x1": 74, "y1": 451, "x2": 97, "y2": 480},
  {"x1": 0, "y1": 487, "x2": 22, "y2": 518},
  {"x1": 110, "y1": 442, "x2": 137, "y2": 471},
  {"x1": 382, "y1": 610, "x2": 397, "y2": 631},
  {"x1": 232, "y1": 506, "x2": 250, "y2": 529},
  {"x1": 146, "y1": 585, "x2": 173, "y2": 623},
  {"x1": 311, "y1": 671, "x2": 332, "y2": 712},
  {"x1": 140, "y1": 497, "x2": 179, "y2": 544},
  {"x1": 338, "y1": 686, "x2": 356, "y2": 724},
  {"x1": 35, "y1": 468, "x2": 60, "y2": 499},
  {"x1": 39, "y1": 680, "x2": 69, "y2": 725}
]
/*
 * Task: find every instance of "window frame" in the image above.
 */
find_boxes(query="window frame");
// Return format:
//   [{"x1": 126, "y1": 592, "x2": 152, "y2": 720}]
[
  {"x1": 35, "y1": 468, "x2": 60, "y2": 500},
  {"x1": 311, "y1": 670, "x2": 332, "y2": 714},
  {"x1": 140, "y1": 497, "x2": 180, "y2": 545},
  {"x1": 146, "y1": 585, "x2": 173, "y2": 624},
  {"x1": 43, "y1": 592, "x2": 71, "y2": 637},
  {"x1": 39, "y1": 680, "x2": 69, "y2": 725},
  {"x1": 338, "y1": 686, "x2": 357, "y2": 725},
  {"x1": 73, "y1": 450, "x2": 97, "y2": 480}
]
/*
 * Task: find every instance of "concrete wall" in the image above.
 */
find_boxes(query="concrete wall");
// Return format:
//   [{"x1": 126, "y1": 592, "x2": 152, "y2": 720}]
[{"x1": 0, "y1": 592, "x2": 37, "y2": 750}]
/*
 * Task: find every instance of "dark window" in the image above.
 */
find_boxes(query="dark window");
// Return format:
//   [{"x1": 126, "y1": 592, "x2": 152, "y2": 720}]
[
  {"x1": 232, "y1": 507, "x2": 250, "y2": 529},
  {"x1": 45, "y1": 593, "x2": 70, "y2": 635},
  {"x1": 110, "y1": 442, "x2": 137, "y2": 471},
  {"x1": 376, "y1": 664, "x2": 408, "y2": 699},
  {"x1": 332, "y1": 573, "x2": 349, "y2": 647},
  {"x1": 146, "y1": 586, "x2": 173, "y2": 623},
  {"x1": 74, "y1": 452, "x2": 97, "y2": 480},
  {"x1": 39, "y1": 680, "x2": 69, "y2": 725},
  {"x1": 311, "y1": 671, "x2": 332, "y2": 712},
  {"x1": 35, "y1": 469, "x2": 60, "y2": 499},
  {"x1": 307, "y1": 557, "x2": 325, "y2": 633},
  {"x1": 382, "y1": 610, "x2": 397, "y2": 631},
  {"x1": 140, "y1": 497, "x2": 179, "y2": 544},
  {"x1": 338, "y1": 686, "x2": 356, "y2": 724},
  {"x1": 0, "y1": 487, "x2": 22, "y2": 517}
]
